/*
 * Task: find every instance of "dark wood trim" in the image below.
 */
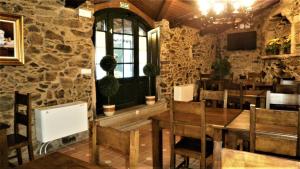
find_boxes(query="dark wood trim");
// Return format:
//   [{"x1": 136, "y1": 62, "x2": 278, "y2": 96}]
[{"x1": 94, "y1": 0, "x2": 154, "y2": 28}]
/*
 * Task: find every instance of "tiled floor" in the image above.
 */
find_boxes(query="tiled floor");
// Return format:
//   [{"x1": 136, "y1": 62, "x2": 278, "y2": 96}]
[{"x1": 59, "y1": 124, "x2": 202, "y2": 169}]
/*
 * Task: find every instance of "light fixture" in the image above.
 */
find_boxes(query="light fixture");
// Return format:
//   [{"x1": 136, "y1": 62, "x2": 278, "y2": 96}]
[{"x1": 197, "y1": 0, "x2": 255, "y2": 28}]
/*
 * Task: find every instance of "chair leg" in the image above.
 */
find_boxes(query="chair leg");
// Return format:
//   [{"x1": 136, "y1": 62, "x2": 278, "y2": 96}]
[
  {"x1": 184, "y1": 157, "x2": 189, "y2": 168},
  {"x1": 28, "y1": 144, "x2": 34, "y2": 161},
  {"x1": 16, "y1": 148, "x2": 22, "y2": 165}
]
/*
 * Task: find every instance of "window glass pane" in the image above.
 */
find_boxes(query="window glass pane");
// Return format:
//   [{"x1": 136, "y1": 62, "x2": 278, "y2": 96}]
[
  {"x1": 113, "y1": 34, "x2": 123, "y2": 48},
  {"x1": 124, "y1": 64, "x2": 134, "y2": 78},
  {"x1": 139, "y1": 26, "x2": 146, "y2": 36},
  {"x1": 113, "y1": 18, "x2": 123, "y2": 33},
  {"x1": 139, "y1": 37, "x2": 147, "y2": 76},
  {"x1": 114, "y1": 49, "x2": 123, "y2": 63},
  {"x1": 124, "y1": 50, "x2": 133, "y2": 63},
  {"x1": 114, "y1": 64, "x2": 124, "y2": 78},
  {"x1": 96, "y1": 20, "x2": 106, "y2": 31},
  {"x1": 95, "y1": 47, "x2": 106, "y2": 64},
  {"x1": 123, "y1": 35, "x2": 133, "y2": 48},
  {"x1": 95, "y1": 31, "x2": 106, "y2": 48},
  {"x1": 96, "y1": 64, "x2": 106, "y2": 80},
  {"x1": 124, "y1": 19, "x2": 132, "y2": 34},
  {"x1": 95, "y1": 31, "x2": 106, "y2": 79}
]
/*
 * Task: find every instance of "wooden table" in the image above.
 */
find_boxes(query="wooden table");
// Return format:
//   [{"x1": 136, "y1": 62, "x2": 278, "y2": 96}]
[
  {"x1": 16, "y1": 152, "x2": 113, "y2": 169},
  {"x1": 0, "y1": 123, "x2": 9, "y2": 169},
  {"x1": 226, "y1": 111, "x2": 298, "y2": 155},
  {"x1": 150, "y1": 108, "x2": 242, "y2": 169},
  {"x1": 222, "y1": 148, "x2": 300, "y2": 168}
]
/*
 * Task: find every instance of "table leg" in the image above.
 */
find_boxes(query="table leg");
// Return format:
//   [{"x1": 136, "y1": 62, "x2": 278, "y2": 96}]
[
  {"x1": 0, "y1": 129, "x2": 8, "y2": 169},
  {"x1": 213, "y1": 128, "x2": 222, "y2": 169},
  {"x1": 152, "y1": 119, "x2": 163, "y2": 169}
]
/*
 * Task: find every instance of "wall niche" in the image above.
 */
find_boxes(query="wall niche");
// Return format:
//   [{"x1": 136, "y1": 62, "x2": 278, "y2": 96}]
[{"x1": 264, "y1": 13, "x2": 291, "y2": 52}]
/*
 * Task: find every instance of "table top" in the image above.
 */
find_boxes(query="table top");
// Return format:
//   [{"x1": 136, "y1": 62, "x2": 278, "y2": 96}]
[
  {"x1": 151, "y1": 107, "x2": 242, "y2": 129},
  {"x1": 0, "y1": 123, "x2": 9, "y2": 130},
  {"x1": 222, "y1": 148, "x2": 300, "y2": 169},
  {"x1": 227, "y1": 111, "x2": 297, "y2": 137},
  {"x1": 16, "y1": 152, "x2": 113, "y2": 169}
]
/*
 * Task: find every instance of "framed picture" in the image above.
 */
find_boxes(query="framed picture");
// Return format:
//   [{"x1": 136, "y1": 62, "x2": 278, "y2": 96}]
[{"x1": 0, "y1": 13, "x2": 24, "y2": 65}]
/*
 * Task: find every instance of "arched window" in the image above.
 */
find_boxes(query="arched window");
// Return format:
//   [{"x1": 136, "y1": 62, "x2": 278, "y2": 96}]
[{"x1": 94, "y1": 9, "x2": 157, "y2": 113}]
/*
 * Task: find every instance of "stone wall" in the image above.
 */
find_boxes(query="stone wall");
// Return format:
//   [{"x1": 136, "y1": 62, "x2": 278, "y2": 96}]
[
  {"x1": 156, "y1": 20, "x2": 216, "y2": 101},
  {"x1": 0, "y1": 0, "x2": 94, "y2": 157},
  {"x1": 219, "y1": 1, "x2": 300, "y2": 83}
]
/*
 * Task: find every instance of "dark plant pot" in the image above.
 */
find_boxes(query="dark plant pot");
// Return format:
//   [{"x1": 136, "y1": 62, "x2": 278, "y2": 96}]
[
  {"x1": 274, "y1": 48, "x2": 280, "y2": 55},
  {"x1": 283, "y1": 48, "x2": 291, "y2": 54}
]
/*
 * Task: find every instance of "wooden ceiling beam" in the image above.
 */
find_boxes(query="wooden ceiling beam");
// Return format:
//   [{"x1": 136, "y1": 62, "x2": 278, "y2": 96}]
[{"x1": 156, "y1": 0, "x2": 173, "y2": 21}]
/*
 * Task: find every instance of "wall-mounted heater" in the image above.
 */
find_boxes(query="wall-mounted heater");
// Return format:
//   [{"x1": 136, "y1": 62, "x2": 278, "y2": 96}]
[{"x1": 35, "y1": 101, "x2": 88, "y2": 154}]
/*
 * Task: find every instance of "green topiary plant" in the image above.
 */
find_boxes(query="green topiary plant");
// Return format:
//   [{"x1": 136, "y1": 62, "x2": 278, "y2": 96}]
[
  {"x1": 98, "y1": 75, "x2": 120, "y2": 105},
  {"x1": 143, "y1": 63, "x2": 158, "y2": 96},
  {"x1": 100, "y1": 55, "x2": 117, "y2": 73},
  {"x1": 211, "y1": 57, "x2": 231, "y2": 80}
]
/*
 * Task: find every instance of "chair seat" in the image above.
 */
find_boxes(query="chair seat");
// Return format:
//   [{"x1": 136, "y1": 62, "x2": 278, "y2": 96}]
[
  {"x1": 174, "y1": 136, "x2": 214, "y2": 159},
  {"x1": 7, "y1": 134, "x2": 28, "y2": 150}
]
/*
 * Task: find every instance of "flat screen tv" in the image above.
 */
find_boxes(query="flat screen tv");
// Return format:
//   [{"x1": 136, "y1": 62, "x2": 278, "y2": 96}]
[{"x1": 227, "y1": 31, "x2": 257, "y2": 51}]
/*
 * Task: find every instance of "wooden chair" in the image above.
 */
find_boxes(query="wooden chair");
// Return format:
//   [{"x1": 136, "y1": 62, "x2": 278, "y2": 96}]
[
  {"x1": 266, "y1": 91, "x2": 300, "y2": 110},
  {"x1": 200, "y1": 73, "x2": 212, "y2": 90},
  {"x1": 170, "y1": 100, "x2": 213, "y2": 169},
  {"x1": 250, "y1": 104, "x2": 300, "y2": 158},
  {"x1": 224, "y1": 82, "x2": 243, "y2": 110},
  {"x1": 200, "y1": 88, "x2": 228, "y2": 108},
  {"x1": 7, "y1": 91, "x2": 34, "y2": 165}
]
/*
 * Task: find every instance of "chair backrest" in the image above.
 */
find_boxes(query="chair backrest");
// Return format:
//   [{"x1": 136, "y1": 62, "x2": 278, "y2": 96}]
[
  {"x1": 171, "y1": 101, "x2": 206, "y2": 138},
  {"x1": 200, "y1": 88, "x2": 228, "y2": 108},
  {"x1": 266, "y1": 91, "x2": 300, "y2": 109},
  {"x1": 170, "y1": 100, "x2": 207, "y2": 167},
  {"x1": 250, "y1": 104, "x2": 300, "y2": 157},
  {"x1": 14, "y1": 91, "x2": 32, "y2": 140}
]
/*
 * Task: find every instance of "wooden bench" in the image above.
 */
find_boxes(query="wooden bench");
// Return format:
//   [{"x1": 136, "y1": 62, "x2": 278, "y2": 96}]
[
  {"x1": 90, "y1": 102, "x2": 167, "y2": 169},
  {"x1": 16, "y1": 152, "x2": 112, "y2": 169}
]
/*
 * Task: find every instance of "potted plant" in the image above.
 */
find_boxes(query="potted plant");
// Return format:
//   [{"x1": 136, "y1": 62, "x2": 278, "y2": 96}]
[
  {"x1": 265, "y1": 38, "x2": 281, "y2": 55},
  {"x1": 281, "y1": 35, "x2": 291, "y2": 54},
  {"x1": 98, "y1": 55, "x2": 119, "y2": 116},
  {"x1": 211, "y1": 56, "x2": 231, "y2": 80},
  {"x1": 143, "y1": 63, "x2": 158, "y2": 105}
]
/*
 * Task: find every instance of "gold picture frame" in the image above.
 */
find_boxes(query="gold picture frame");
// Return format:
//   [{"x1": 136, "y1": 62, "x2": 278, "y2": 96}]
[{"x1": 0, "y1": 13, "x2": 24, "y2": 65}]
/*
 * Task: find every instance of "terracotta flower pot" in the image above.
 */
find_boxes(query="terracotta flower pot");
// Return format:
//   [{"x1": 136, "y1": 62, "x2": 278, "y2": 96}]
[
  {"x1": 103, "y1": 105, "x2": 115, "y2": 116},
  {"x1": 145, "y1": 96, "x2": 155, "y2": 105}
]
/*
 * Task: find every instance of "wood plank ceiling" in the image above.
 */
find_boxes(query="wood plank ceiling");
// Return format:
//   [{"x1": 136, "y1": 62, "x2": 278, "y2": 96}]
[{"x1": 94, "y1": 0, "x2": 280, "y2": 33}]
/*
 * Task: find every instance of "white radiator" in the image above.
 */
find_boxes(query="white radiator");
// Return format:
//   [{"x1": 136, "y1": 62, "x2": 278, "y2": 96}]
[{"x1": 35, "y1": 101, "x2": 88, "y2": 143}]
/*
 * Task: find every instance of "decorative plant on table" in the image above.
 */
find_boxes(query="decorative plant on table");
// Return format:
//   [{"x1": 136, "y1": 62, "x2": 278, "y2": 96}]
[
  {"x1": 211, "y1": 56, "x2": 231, "y2": 80},
  {"x1": 97, "y1": 55, "x2": 119, "y2": 116},
  {"x1": 265, "y1": 38, "x2": 281, "y2": 55},
  {"x1": 281, "y1": 35, "x2": 291, "y2": 54},
  {"x1": 143, "y1": 63, "x2": 158, "y2": 105}
]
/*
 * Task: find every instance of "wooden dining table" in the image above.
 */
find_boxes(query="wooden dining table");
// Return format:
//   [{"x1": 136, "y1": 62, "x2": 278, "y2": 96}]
[
  {"x1": 150, "y1": 107, "x2": 242, "y2": 169},
  {"x1": 0, "y1": 123, "x2": 9, "y2": 169},
  {"x1": 222, "y1": 148, "x2": 300, "y2": 168}
]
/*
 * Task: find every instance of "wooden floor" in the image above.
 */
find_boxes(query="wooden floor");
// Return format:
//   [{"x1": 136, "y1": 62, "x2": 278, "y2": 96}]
[{"x1": 59, "y1": 124, "x2": 201, "y2": 169}]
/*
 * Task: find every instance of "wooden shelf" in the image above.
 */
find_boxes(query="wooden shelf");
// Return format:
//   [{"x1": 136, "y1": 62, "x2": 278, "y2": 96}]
[{"x1": 260, "y1": 53, "x2": 300, "y2": 60}]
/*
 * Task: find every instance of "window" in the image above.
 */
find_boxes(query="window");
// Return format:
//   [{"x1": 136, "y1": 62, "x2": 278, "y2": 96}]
[{"x1": 94, "y1": 9, "x2": 153, "y2": 112}]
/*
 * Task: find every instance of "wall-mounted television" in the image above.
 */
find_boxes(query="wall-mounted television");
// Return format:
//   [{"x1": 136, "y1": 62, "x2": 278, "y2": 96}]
[{"x1": 227, "y1": 31, "x2": 257, "y2": 51}]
